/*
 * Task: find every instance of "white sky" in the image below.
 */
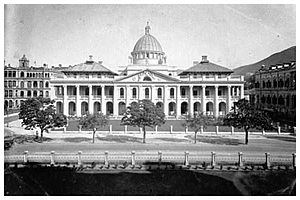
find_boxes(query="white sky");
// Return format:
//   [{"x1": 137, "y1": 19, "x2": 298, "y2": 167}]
[{"x1": 4, "y1": 4, "x2": 296, "y2": 70}]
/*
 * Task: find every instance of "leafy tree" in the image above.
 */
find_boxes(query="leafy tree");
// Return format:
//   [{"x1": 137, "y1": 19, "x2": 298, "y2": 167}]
[
  {"x1": 223, "y1": 98, "x2": 272, "y2": 144},
  {"x1": 121, "y1": 100, "x2": 165, "y2": 143},
  {"x1": 183, "y1": 113, "x2": 213, "y2": 144},
  {"x1": 19, "y1": 97, "x2": 67, "y2": 141},
  {"x1": 79, "y1": 113, "x2": 109, "y2": 143}
]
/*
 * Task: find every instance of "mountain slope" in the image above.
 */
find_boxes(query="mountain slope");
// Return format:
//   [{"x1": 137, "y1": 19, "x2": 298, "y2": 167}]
[{"x1": 233, "y1": 46, "x2": 296, "y2": 76}]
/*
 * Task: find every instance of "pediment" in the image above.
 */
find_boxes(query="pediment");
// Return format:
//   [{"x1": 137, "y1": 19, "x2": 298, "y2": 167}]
[{"x1": 115, "y1": 70, "x2": 180, "y2": 82}]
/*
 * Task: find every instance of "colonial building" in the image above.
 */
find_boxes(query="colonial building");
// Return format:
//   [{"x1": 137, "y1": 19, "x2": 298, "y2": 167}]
[
  {"x1": 249, "y1": 61, "x2": 296, "y2": 124},
  {"x1": 50, "y1": 23, "x2": 245, "y2": 119},
  {"x1": 4, "y1": 55, "x2": 52, "y2": 111}
]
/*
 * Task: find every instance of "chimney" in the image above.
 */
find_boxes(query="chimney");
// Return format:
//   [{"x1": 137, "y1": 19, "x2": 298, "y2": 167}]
[
  {"x1": 201, "y1": 56, "x2": 208, "y2": 63},
  {"x1": 193, "y1": 61, "x2": 199, "y2": 65}
]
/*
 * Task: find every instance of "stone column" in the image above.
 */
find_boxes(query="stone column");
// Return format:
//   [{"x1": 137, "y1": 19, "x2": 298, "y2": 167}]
[
  {"x1": 76, "y1": 85, "x2": 80, "y2": 116},
  {"x1": 113, "y1": 86, "x2": 118, "y2": 117},
  {"x1": 240, "y1": 84, "x2": 244, "y2": 99},
  {"x1": 227, "y1": 86, "x2": 231, "y2": 114},
  {"x1": 101, "y1": 86, "x2": 105, "y2": 114},
  {"x1": 63, "y1": 85, "x2": 68, "y2": 115},
  {"x1": 202, "y1": 86, "x2": 206, "y2": 114},
  {"x1": 125, "y1": 86, "x2": 129, "y2": 107},
  {"x1": 189, "y1": 85, "x2": 193, "y2": 116},
  {"x1": 88, "y1": 85, "x2": 93, "y2": 114},
  {"x1": 151, "y1": 86, "x2": 154, "y2": 102},
  {"x1": 176, "y1": 85, "x2": 181, "y2": 119},
  {"x1": 214, "y1": 85, "x2": 219, "y2": 118},
  {"x1": 163, "y1": 86, "x2": 168, "y2": 116},
  {"x1": 138, "y1": 85, "x2": 142, "y2": 100}
]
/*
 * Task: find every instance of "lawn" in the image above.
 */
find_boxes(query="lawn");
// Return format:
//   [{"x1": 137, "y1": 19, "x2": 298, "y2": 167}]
[{"x1": 4, "y1": 166, "x2": 295, "y2": 195}]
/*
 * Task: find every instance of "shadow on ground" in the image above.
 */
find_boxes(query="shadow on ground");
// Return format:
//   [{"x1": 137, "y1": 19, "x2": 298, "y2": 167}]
[
  {"x1": 185, "y1": 135, "x2": 244, "y2": 145},
  {"x1": 63, "y1": 137, "x2": 92, "y2": 143},
  {"x1": 4, "y1": 165, "x2": 295, "y2": 196},
  {"x1": 96, "y1": 135, "x2": 143, "y2": 143},
  {"x1": 263, "y1": 135, "x2": 296, "y2": 143}
]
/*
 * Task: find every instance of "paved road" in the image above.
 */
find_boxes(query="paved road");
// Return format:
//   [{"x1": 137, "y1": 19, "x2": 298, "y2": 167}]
[{"x1": 6, "y1": 136, "x2": 295, "y2": 156}]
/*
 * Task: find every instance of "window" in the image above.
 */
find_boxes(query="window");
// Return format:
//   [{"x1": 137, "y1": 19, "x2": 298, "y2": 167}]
[
  {"x1": 40, "y1": 81, "x2": 43, "y2": 88},
  {"x1": 132, "y1": 88, "x2": 137, "y2": 98},
  {"x1": 8, "y1": 71, "x2": 12, "y2": 77},
  {"x1": 205, "y1": 90, "x2": 210, "y2": 96},
  {"x1": 27, "y1": 81, "x2": 32, "y2": 88},
  {"x1": 4, "y1": 81, "x2": 7, "y2": 87},
  {"x1": 4, "y1": 71, "x2": 7, "y2": 77},
  {"x1": 20, "y1": 91, "x2": 24, "y2": 97},
  {"x1": 193, "y1": 89, "x2": 197, "y2": 96},
  {"x1": 9, "y1": 90, "x2": 13, "y2": 97},
  {"x1": 145, "y1": 88, "x2": 149, "y2": 99},
  {"x1": 120, "y1": 88, "x2": 124, "y2": 98},
  {"x1": 20, "y1": 81, "x2": 24, "y2": 88},
  {"x1": 5, "y1": 90, "x2": 8, "y2": 97},
  {"x1": 181, "y1": 88, "x2": 186, "y2": 96},
  {"x1": 170, "y1": 88, "x2": 174, "y2": 98},
  {"x1": 45, "y1": 82, "x2": 49, "y2": 88},
  {"x1": 27, "y1": 90, "x2": 31, "y2": 97},
  {"x1": 86, "y1": 74, "x2": 89, "y2": 78},
  {"x1": 8, "y1": 81, "x2": 12, "y2": 87},
  {"x1": 33, "y1": 81, "x2": 38, "y2": 88},
  {"x1": 12, "y1": 71, "x2": 16, "y2": 77},
  {"x1": 157, "y1": 88, "x2": 162, "y2": 98},
  {"x1": 45, "y1": 91, "x2": 49, "y2": 97},
  {"x1": 218, "y1": 90, "x2": 222, "y2": 96}
]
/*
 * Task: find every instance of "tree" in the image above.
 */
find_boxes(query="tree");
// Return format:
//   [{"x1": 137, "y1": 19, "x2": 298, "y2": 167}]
[
  {"x1": 183, "y1": 113, "x2": 213, "y2": 144},
  {"x1": 223, "y1": 98, "x2": 272, "y2": 144},
  {"x1": 19, "y1": 97, "x2": 67, "y2": 141},
  {"x1": 121, "y1": 100, "x2": 165, "y2": 143},
  {"x1": 79, "y1": 113, "x2": 108, "y2": 143}
]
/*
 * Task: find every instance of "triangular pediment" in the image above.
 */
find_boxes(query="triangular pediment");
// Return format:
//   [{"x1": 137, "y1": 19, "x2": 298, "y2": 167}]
[{"x1": 115, "y1": 69, "x2": 180, "y2": 82}]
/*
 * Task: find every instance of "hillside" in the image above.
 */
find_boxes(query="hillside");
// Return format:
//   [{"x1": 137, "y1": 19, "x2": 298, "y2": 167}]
[{"x1": 233, "y1": 46, "x2": 296, "y2": 77}]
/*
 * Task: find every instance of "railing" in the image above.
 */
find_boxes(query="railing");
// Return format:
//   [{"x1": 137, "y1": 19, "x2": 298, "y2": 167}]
[{"x1": 4, "y1": 151, "x2": 296, "y2": 170}]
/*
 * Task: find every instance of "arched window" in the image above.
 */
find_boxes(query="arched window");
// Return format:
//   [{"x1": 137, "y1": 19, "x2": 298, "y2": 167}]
[
  {"x1": 170, "y1": 88, "x2": 174, "y2": 98},
  {"x1": 20, "y1": 91, "x2": 24, "y2": 97},
  {"x1": 33, "y1": 81, "x2": 38, "y2": 88},
  {"x1": 27, "y1": 90, "x2": 31, "y2": 97},
  {"x1": 20, "y1": 71, "x2": 25, "y2": 77},
  {"x1": 143, "y1": 76, "x2": 152, "y2": 81},
  {"x1": 45, "y1": 82, "x2": 49, "y2": 88},
  {"x1": 120, "y1": 88, "x2": 124, "y2": 98},
  {"x1": 145, "y1": 88, "x2": 149, "y2": 99},
  {"x1": 157, "y1": 88, "x2": 162, "y2": 98},
  {"x1": 20, "y1": 81, "x2": 24, "y2": 88},
  {"x1": 132, "y1": 88, "x2": 137, "y2": 98}
]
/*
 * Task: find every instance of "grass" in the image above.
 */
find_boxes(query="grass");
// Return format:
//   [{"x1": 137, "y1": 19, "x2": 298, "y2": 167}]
[
  {"x1": 185, "y1": 135, "x2": 244, "y2": 145},
  {"x1": 4, "y1": 166, "x2": 295, "y2": 195},
  {"x1": 263, "y1": 135, "x2": 296, "y2": 142}
]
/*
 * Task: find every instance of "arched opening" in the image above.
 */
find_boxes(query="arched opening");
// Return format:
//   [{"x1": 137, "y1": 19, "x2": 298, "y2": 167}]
[
  {"x1": 156, "y1": 102, "x2": 164, "y2": 112},
  {"x1": 193, "y1": 102, "x2": 201, "y2": 114},
  {"x1": 272, "y1": 95, "x2": 277, "y2": 105},
  {"x1": 168, "y1": 102, "x2": 176, "y2": 116},
  {"x1": 33, "y1": 91, "x2": 38, "y2": 97},
  {"x1": 9, "y1": 100, "x2": 13, "y2": 108},
  {"x1": 68, "y1": 102, "x2": 76, "y2": 116},
  {"x1": 219, "y1": 102, "x2": 226, "y2": 116},
  {"x1": 206, "y1": 102, "x2": 213, "y2": 116},
  {"x1": 20, "y1": 71, "x2": 24, "y2": 77},
  {"x1": 157, "y1": 88, "x2": 162, "y2": 98},
  {"x1": 27, "y1": 90, "x2": 32, "y2": 97},
  {"x1": 170, "y1": 88, "x2": 175, "y2": 98},
  {"x1": 56, "y1": 102, "x2": 63, "y2": 114},
  {"x1": 33, "y1": 81, "x2": 38, "y2": 88},
  {"x1": 143, "y1": 76, "x2": 152, "y2": 81},
  {"x1": 106, "y1": 102, "x2": 113, "y2": 115},
  {"x1": 118, "y1": 102, "x2": 126, "y2": 115},
  {"x1": 81, "y1": 102, "x2": 88, "y2": 116},
  {"x1": 45, "y1": 82, "x2": 49, "y2": 88},
  {"x1": 145, "y1": 88, "x2": 149, "y2": 99},
  {"x1": 94, "y1": 102, "x2": 101, "y2": 114},
  {"x1": 181, "y1": 102, "x2": 188, "y2": 115}
]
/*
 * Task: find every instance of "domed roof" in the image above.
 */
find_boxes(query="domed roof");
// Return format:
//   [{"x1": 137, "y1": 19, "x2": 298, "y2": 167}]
[{"x1": 132, "y1": 23, "x2": 163, "y2": 53}]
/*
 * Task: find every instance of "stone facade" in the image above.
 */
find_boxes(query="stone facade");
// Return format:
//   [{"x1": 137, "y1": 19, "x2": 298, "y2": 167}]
[
  {"x1": 249, "y1": 61, "x2": 296, "y2": 123},
  {"x1": 50, "y1": 23, "x2": 245, "y2": 119}
]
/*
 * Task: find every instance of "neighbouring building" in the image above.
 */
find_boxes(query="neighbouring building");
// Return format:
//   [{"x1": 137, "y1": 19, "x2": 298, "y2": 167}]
[
  {"x1": 4, "y1": 55, "x2": 52, "y2": 112},
  {"x1": 50, "y1": 23, "x2": 245, "y2": 119},
  {"x1": 249, "y1": 61, "x2": 296, "y2": 124}
]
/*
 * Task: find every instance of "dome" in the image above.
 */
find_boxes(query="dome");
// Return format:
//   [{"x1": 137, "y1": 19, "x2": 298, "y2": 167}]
[
  {"x1": 130, "y1": 22, "x2": 167, "y2": 65},
  {"x1": 133, "y1": 34, "x2": 163, "y2": 53},
  {"x1": 132, "y1": 23, "x2": 163, "y2": 53}
]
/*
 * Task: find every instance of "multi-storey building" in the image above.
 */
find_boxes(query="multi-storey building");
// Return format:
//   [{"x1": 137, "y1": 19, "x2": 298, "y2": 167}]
[
  {"x1": 249, "y1": 61, "x2": 296, "y2": 124},
  {"x1": 4, "y1": 55, "x2": 52, "y2": 111},
  {"x1": 50, "y1": 23, "x2": 245, "y2": 119}
]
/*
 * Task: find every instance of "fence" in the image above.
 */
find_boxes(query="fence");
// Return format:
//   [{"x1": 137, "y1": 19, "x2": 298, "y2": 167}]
[{"x1": 4, "y1": 151, "x2": 296, "y2": 170}]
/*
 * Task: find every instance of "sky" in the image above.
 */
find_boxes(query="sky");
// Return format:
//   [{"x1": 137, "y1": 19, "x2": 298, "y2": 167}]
[{"x1": 4, "y1": 4, "x2": 296, "y2": 71}]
